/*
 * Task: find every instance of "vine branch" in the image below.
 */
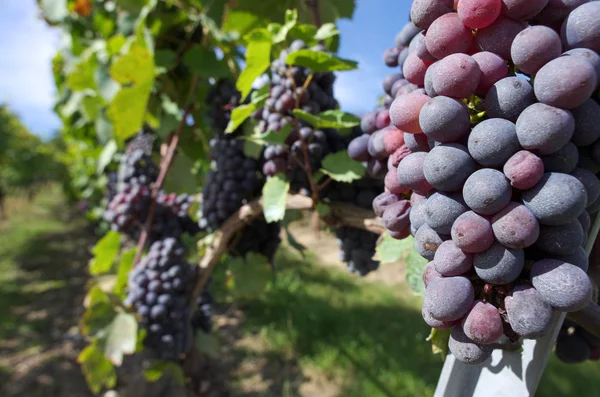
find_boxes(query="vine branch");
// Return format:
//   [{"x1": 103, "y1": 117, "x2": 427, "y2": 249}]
[
  {"x1": 133, "y1": 74, "x2": 200, "y2": 266},
  {"x1": 306, "y1": 0, "x2": 322, "y2": 28}
]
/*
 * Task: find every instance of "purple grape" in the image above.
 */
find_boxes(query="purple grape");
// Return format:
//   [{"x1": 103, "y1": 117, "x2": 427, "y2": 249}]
[
  {"x1": 541, "y1": 142, "x2": 579, "y2": 173},
  {"x1": 468, "y1": 118, "x2": 520, "y2": 167},
  {"x1": 461, "y1": 301, "x2": 503, "y2": 344},
  {"x1": 561, "y1": 2, "x2": 600, "y2": 53},
  {"x1": 411, "y1": 0, "x2": 454, "y2": 29},
  {"x1": 535, "y1": 220, "x2": 584, "y2": 255},
  {"x1": 463, "y1": 169, "x2": 512, "y2": 215},
  {"x1": 505, "y1": 285, "x2": 553, "y2": 338},
  {"x1": 448, "y1": 326, "x2": 493, "y2": 364},
  {"x1": 562, "y1": 48, "x2": 600, "y2": 79},
  {"x1": 425, "y1": 192, "x2": 468, "y2": 235},
  {"x1": 431, "y1": 54, "x2": 481, "y2": 99},
  {"x1": 396, "y1": 21, "x2": 423, "y2": 46},
  {"x1": 423, "y1": 261, "x2": 443, "y2": 288},
  {"x1": 531, "y1": 259, "x2": 592, "y2": 311},
  {"x1": 348, "y1": 134, "x2": 371, "y2": 162},
  {"x1": 503, "y1": 150, "x2": 544, "y2": 190},
  {"x1": 515, "y1": 103, "x2": 574, "y2": 155},
  {"x1": 415, "y1": 224, "x2": 449, "y2": 260},
  {"x1": 424, "y1": 276, "x2": 475, "y2": 321},
  {"x1": 511, "y1": 26, "x2": 562, "y2": 74},
  {"x1": 404, "y1": 132, "x2": 430, "y2": 153},
  {"x1": 410, "y1": 199, "x2": 428, "y2": 231},
  {"x1": 501, "y1": 0, "x2": 549, "y2": 21},
  {"x1": 425, "y1": 13, "x2": 474, "y2": 59},
  {"x1": 424, "y1": 144, "x2": 477, "y2": 192},
  {"x1": 373, "y1": 192, "x2": 401, "y2": 217},
  {"x1": 491, "y1": 202, "x2": 540, "y2": 249},
  {"x1": 434, "y1": 240, "x2": 473, "y2": 276},
  {"x1": 382, "y1": 200, "x2": 412, "y2": 232},
  {"x1": 571, "y1": 167, "x2": 600, "y2": 207},
  {"x1": 423, "y1": 303, "x2": 458, "y2": 329},
  {"x1": 485, "y1": 77, "x2": 535, "y2": 122},
  {"x1": 474, "y1": 242, "x2": 524, "y2": 285},
  {"x1": 397, "y1": 152, "x2": 434, "y2": 195},
  {"x1": 419, "y1": 96, "x2": 471, "y2": 143},
  {"x1": 451, "y1": 211, "x2": 495, "y2": 253},
  {"x1": 570, "y1": 99, "x2": 600, "y2": 147},
  {"x1": 476, "y1": 16, "x2": 525, "y2": 60},
  {"x1": 472, "y1": 51, "x2": 510, "y2": 95}
]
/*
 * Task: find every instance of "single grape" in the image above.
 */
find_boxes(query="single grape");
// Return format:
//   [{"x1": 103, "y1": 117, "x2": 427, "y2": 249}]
[
  {"x1": 397, "y1": 152, "x2": 434, "y2": 195},
  {"x1": 361, "y1": 112, "x2": 378, "y2": 134},
  {"x1": 522, "y1": 172, "x2": 587, "y2": 225},
  {"x1": 561, "y1": 2, "x2": 600, "y2": 53},
  {"x1": 424, "y1": 276, "x2": 475, "y2": 321},
  {"x1": 533, "y1": 0, "x2": 589, "y2": 29},
  {"x1": 485, "y1": 77, "x2": 535, "y2": 122},
  {"x1": 419, "y1": 96, "x2": 471, "y2": 143},
  {"x1": 403, "y1": 53, "x2": 430, "y2": 86},
  {"x1": 423, "y1": 261, "x2": 443, "y2": 288},
  {"x1": 348, "y1": 134, "x2": 371, "y2": 162},
  {"x1": 501, "y1": 0, "x2": 549, "y2": 21},
  {"x1": 503, "y1": 151, "x2": 544, "y2": 190},
  {"x1": 540, "y1": 142, "x2": 578, "y2": 173},
  {"x1": 491, "y1": 202, "x2": 539, "y2": 249},
  {"x1": 410, "y1": 199, "x2": 428, "y2": 231},
  {"x1": 383, "y1": 74, "x2": 405, "y2": 96},
  {"x1": 474, "y1": 242, "x2": 524, "y2": 284},
  {"x1": 505, "y1": 285, "x2": 553, "y2": 338},
  {"x1": 434, "y1": 240, "x2": 474, "y2": 276},
  {"x1": 458, "y1": 0, "x2": 501, "y2": 29},
  {"x1": 424, "y1": 61, "x2": 439, "y2": 97},
  {"x1": 562, "y1": 48, "x2": 600, "y2": 80},
  {"x1": 404, "y1": 132, "x2": 430, "y2": 153},
  {"x1": 535, "y1": 220, "x2": 584, "y2": 255},
  {"x1": 411, "y1": 0, "x2": 455, "y2": 29},
  {"x1": 396, "y1": 22, "x2": 423, "y2": 46},
  {"x1": 531, "y1": 259, "x2": 592, "y2": 311},
  {"x1": 534, "y1": 56, "x2": 597, "y2": 110},
  {"x1": 463, "y1": 169, "x2": 512, "y2": 215},
  {"x1": 571, "y1": 99, "x2": 600, "y2": 147},
  {"x1": 368, "y1": 128, "x2": 389, "y2": 160},
  {"x1": 373, "y1": 192, "x2": 401, "y2": 217},
  {"x1": 556, "y1": 333, "x2": 592, "y2": 363},
  {"x1": 397, "y1": 47, "x2": 411, "y2": 69},
  {"x1": 462, "y1": 301, "x2": 503, "y2": 344},
  {"x1": 423, "y1": 303, "x2": 458, "y2": 329},
  {"x1": 511, "y1": 26, "x2": 562, "y2": 74},
  {"x1": 382, "y1": 200, "x2": 412, "y2": 232},
  {"x1": 385, "y1": 169, "x2": 410, "y2": 195},
  {"x1": 468, "y1": 118, "x2": 520, "y2": 167},
  {"x1": 383, "y1": 127, "x2": 406, "y2": 155},
  {"x1": 472, "y1": 51, "x2": 510, "y2": 95},
  {"x1": 448, "y1": 326, "x2": 493, "y2": 364},
  {"x1": 424, "y1": 144, "x2": 477, "y2": 192},
  {"x1": 426, "y1": 13, "x2": 474, "y2": 59},
  {"x1": 388, "y1": 145, "x2": 412, "y2": 168},
  {"x1": 451, "y1": 211, "x2": 495, "y2": 253},
  {"x1": 425, "y1": 192, "x2": 468, "y2": 235},
  {"x1": 384, "y1": 47, "x2": 402, "y2": 67},
  {"x1": 411, "y1": 31, "x2": 437, "y2": 63},
  {"x1": 431, "y1": 54, "x2": 481, "y2": 99},
  {"x1": 516, "y1": 103, "x2": 575, "y2": 155},
  {"x1": 390, "y1": 92, "x2": 431, "y2": 134},
  {"x1": 476, "y1": 16, "x2": 525, "y2": 60},
  {"x1": 415, "y1": 224, "x2": 449, "y2": 260},
  {"x1": 571, "y1": 167, "x2": 600, "y2": 208}
]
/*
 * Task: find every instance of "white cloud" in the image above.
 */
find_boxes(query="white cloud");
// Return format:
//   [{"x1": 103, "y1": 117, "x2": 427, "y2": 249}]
[{"x1": 0, "y1": 0, "x2": 61, "y2": 138}]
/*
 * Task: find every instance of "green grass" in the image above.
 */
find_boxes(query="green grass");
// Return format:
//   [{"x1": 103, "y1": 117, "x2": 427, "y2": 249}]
[{"x1": 221, "y1": 245, "x2": 600, "y2": 397}]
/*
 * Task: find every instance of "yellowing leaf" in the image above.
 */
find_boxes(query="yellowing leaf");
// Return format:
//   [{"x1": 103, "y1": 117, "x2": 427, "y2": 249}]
[{"x1": 262, "y1": 174, "x2": 289, "y2": 223}]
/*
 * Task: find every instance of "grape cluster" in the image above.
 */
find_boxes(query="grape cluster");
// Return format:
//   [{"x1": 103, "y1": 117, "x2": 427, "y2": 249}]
[
  {"x1": 206, "y1": 79, "x2": 242, "y2": 131},
  {"x1": 119, "y1": 133, "x2": 158, "y2": 187},
  {"x1": 125, "y1": 238, "x2": 197, "y2": 360},
  {"x1": 556, "y1": 319, "x2": 600, "y2": 363},
  {"x1": 324, "y1": 177, "x2": 384, "y2": 276},
  {"x1": 255, "y1": 40, "x2": 341, "y2": 194},
  {"x1": 377, "y1": 1, "x2": 600, "y2": 364}
]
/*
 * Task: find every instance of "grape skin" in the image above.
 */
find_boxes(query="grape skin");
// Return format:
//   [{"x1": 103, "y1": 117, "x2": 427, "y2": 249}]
[
  {"x1": 431, "y1": 54, "x2": 482, "y2": 99},
  {"x1": 423, "y1": 261, "x2": 443, "y2": 288},
  {"x1": 463, "y1": 169, "x2": 512, "y2": 215},
  {"x1": 516, "y1": 103, "x2": 575, "y2": 155},
  {"x1": 535, "y1": 220, "x2": 584, "y2": 255},
  {"x1": 419, "y1": 96, "x2": 471, "y2": 143},
  {"x1": 448, "y1": 326, "x2": 493, "y2": 365},
  {"x1": 462, "y1": 301, "x2": 504, "y2": 344},
  {"x1": 415, "y1": 224, "x2": 449, "y2": 260},
  {"x1": 485, "y1": 77, "x2": 535, "y2": 122},
  {"x1": 476, "y1": 16, "x2": 525, "y2": 60},
  {"x1": 373, "y1": 192, "x2": 401, "y2": 217},
  {"x1": 404, "y1": 132, "x2": 430, "y2": 153},
  {"x1": 510, "y1": 26, "x2": 562, "y2": 74},
  {"x1": 468, "y1": 118, "x2": 520, "y2": 167},
  {"x1": 522, "y1": 172, "x2": 587, "y2": 226},
  {"x1": 533, "y1": 0, "x2": 589, "y2": 28},
  {"x1": 348, "y1": 134, "x2": 371, "y2": 162},
  {"x1": 410, "y1": 199, "x2": 428, "y2": 231},
  {"x1": 556, "y1": 333, "x2": 592, "y2": 363},
  {"x1": 423, "y1": 303, "x2": 458, "y2": 329},
  {"x1": 561, "y1": 2, "x2": 600, "y2": 53},
  {"x1": 382, "y1": 200, "x2": 412, "y2": 232},
  {"x1": 491, "y1": 202, "x2": 540, "y2": 249},
  {"x1": 472, "y1": 51, "x2": 509, "y2": 95},
  {"x1": 451, "y1": 211, "x2": 495, "y2": 253},
  {"x1": 424, "y1": 276, "x2": 475, "y2": 321},
  {"x1": 533, "y1": 56, "x2": 598, "y2": 110},
  {"x1": 531, "y1": 259, "x2": 593, "y2": 311},
  {"x1": 562, "y1": 48, "x2": 600, "y2": 80},
  {"x1": 501, "y1": 0, "x2": 549, "y2": 21},
  {"x1": 571, "y1": 167, "x2": 600, "y2": 207},
  {"x1": 425, "y1": 13, "x2": 474, "y2": 59},
  {"x1": 411, "y1": 0, "x2": 454, "y2": 29},
  {"x1": 503, "y1": 150, "x2": 544, "y2": 190},
  {"x1": 396, "y1": 21, "x2": 423, "y2": 46},
  {"x1": 403, "y1": 53, "x2": 431, "y2": 86},
  {"x1": 425, "y1": 192, "x2": 468, "y2": 235},
  {"x1": 505, "y1": 285, "x2": 554, "y2": 338},
  {"x1": 424, "y1": 144, "x2": 477, "y2": 192},
  {"x1": 390, "y1": 92, "x2": 431, "y2": 133},
  {"x1": 540, "y1": 142, "x2": 579, "y2": 173},
  {"x1": 367, "y1": 158, "x2": 388, "y2": 179},
  {"x1": 385, "y1": 169, "x2": 410, "y2": 195},
  {"x1": 474, "y1": 242, "x2": 525, "y2": 285},
  {"x1": 397, "y1": 152, "x2": 434, "y2": 195},
  {"x1": 368, "y1": 128, "x2": 389, "y2": 160},
  {"x1": 383, "y1": 73, "x2": 405, "y2": 96},
  {"x1": 570, "y1": 99, "x2": 600, "y2": 147},
  {"x1": 458, "y1": 0, "x2": 501, "y2": 29},
  {"x1": 361, "y1": 112, "x2": 378, "y2": 134},
  {"x1": 383, "y1": 127, "x2": 406, "y2": 155},
  {"x1": 411, "y1": 31, "x2": 437, "y2": 63},
  {"x1": 434, "y1": 240, "x2": 473, "y2": 276}
]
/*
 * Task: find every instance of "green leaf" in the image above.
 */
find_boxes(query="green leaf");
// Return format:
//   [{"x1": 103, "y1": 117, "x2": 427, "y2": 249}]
[
  {"x1": 247, "y1": 124, "x2": 292, "y2": 146},
  {"x1": 288, "y1": 24, "x2": 318, "y2": 45},
  {"x1": 374, "y1": 234, "x2": 413, "y2": 263},
  {"x1": 292, "y1": 109, "x2": 360, "y2": 129},
  {"x1": 107, "y1": 43, "x2": 155, "y2": 143},
  {"x1": 316, "y1": 202, "x2": 331, "y2": 217},
  {"x1": 183, "y1": 45, "x2": 230, "y2": 77},
  {"x1": 314, "y1": 23, "x2": 340, "y2": 41},
  {"x1": 67, "y1": 56, "x2": 98, "y2": 92},
  {"x1": 236, "y1": 28, "x2": 272, "y2": 101},
  {"x1": 406, "y1": 248, "x2": 428, "y2": 295},
  {"x1": 104, "y1": 312, "x2": 138, "y2": 366},
  {"x1": 107, "y1": 34, "x2": 127, "y2": 57},
  {"x1": 114, "y1": 248, "x2": 136, "y2": 299},
  {"x1": 155, "y1": 49, "x2": 177, "y2": 71},
  {"x1": 144, "y1": 362, "x2": 185, "y2": 385},
  {"x1": 250, "y1": 83, "x2": 270, "y2": 106},
  {"x1": 40, "y1": 0, "x2": 68, "y2": 23},
  {"x1": 320, "y1": 151, "x2": 366, "y2": 183},
  {"x1": 225, "y1": 103, "x2": 256, "y2": 133},
  {"x1": 262, "y1": 174, "x2": 289, "y2": 223},
  {"x1": 222, "y1": 10, "x2": 262, "y2": 37},
  {"x1": 115, "y1": 0, "x2": 148, "y2": 12},
  {"x1": 286, "y1": 49, "x2": 357, "y2": 72},
  {"x1": 90, "y1": 231, "x2": 121, "y2": 275},
  {"x1": 427, "y1": 328, "x2": 451, "y2": 360},
  {"x1": 273, "y1": 9, "x2": 298, "y2": 43},
  {"x1": 80, "y1": 286, "x2": 117, "y2": 337},
  {"x1": 78, "y1": 343, "x2": 117, "y2": 394},
  {"x1": 97, "y1": 140, "x2": 118, "y2": 175},
  {"x1": 195, "y1": 331, "x2": 220, "y2": 358},
  {"x1": 226, "y1": 252, "x2": 272, "y2": 299},
  {"x1": 283, "y1": 226, "x2": 306, "y2": 256}
]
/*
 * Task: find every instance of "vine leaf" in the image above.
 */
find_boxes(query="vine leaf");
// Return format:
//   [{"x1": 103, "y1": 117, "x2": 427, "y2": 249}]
[
  {"x1": 247, "y1": 124, "x2": 292, "y2": 146},
  {"x1": 262, "y1": 174, "x2": 289, "y2": 223},
  {"x1": 226, "y1": 252, "x2": 272, "y2": 299},
  {"x1": 90, "y1": 231, "x2": 121, "y2": 275},
  {"x1": 374, "y1": 234, "x2": 413, "y2": 263},
  {"x1": 80, "y1": 286, "x2": 117, "y2": 337},
  {"x1": 226, "y1": 103, "x2": 256, "y2": 134},
  {"x1": 183, "y1": 45, "x2": 229, "y2": 77},
  {"x1": 406, "y1": 248, "x2": 428, "y2": 295},
  {"x1": 427, "y1": 328, "x2": 451, "y2": 360},
  {"x1": 104, "y1": 312, "x2": 138, "y2": 366},
  {"x1": 97, "y1": 140, "x2": 118, "y2": 175},
  {"x1": 107, "y1": 42, "x2": 155, "y2": 143},
  {"x1": 114, "y1": 248, "x2": 136, "y2": 299},
  {"x1": 320, "y1": 151, "x2": 366, "y2": 182},
  {"x1": 314, "y1": 23, "x2": 340, "y2": 41},
  {"x1": 236, "y1": 28, "x2": 272, "y2": 101},
  {"x1": 273, "y1": 9, "x2": 298, "y2": 43},
  {"x1": 78, "y1": 343, "x2": 117, "y2": 394},
  {"x1": 292, "y1": 109, "x2": 360, "y2": 129},
  {"x1": 286, "y1": 49, "x2": 358, "y2": 72},
  {"x1": 144, "y1": 362, "x2": 185, "y2": 385},
  {"x1": 66, "y1": 55, "x2": 98, "y2": 92},
  {"x1": 154, "y1": 49, "x2": 177, "y2": 72}
]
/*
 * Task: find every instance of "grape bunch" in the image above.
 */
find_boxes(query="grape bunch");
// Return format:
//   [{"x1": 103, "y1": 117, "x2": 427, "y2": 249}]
[
  {"x1": 206, "y1": 79, "x2": 242, "y2": 131},
  {"x1": 379, "y1": 0, "x2": 600, "y2": 364},
  {"x1": 325, "y1": 177, "x2": 384, "y2": 276},
  {"x1": 555, "y1": 319, "x2": 600, "y2": 363},
  {"x1": 119, "y1": 133, "x2": 158, "y2": 188},
  {"x1": 255, "y1": 40, "x2": 341, "y2": 194},
  {"x1": 125, "y1": 238, "x2": 197, "y2": 360}
]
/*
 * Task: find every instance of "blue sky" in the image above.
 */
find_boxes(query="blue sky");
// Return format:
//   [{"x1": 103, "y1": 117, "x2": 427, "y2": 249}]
[{"x1": 0, "y1": 0, "x2": 411, "y2": 139}]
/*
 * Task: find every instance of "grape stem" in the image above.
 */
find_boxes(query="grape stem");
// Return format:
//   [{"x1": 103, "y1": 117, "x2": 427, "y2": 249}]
[
  {"x1": 133, "y1": 74, "x2": 200, "y2": 266},
  {"x1": 306, "y1": 0, "x2": 322, "y2": 28}
]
